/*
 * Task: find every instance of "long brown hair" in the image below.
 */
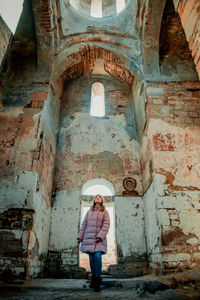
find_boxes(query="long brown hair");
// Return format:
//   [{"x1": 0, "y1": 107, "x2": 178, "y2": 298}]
[{"x1": 92, "y1": 194, "x2": 105, "y2": 212}]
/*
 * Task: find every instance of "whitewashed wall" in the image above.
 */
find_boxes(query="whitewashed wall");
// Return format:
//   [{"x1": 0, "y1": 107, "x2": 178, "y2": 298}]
[{"x1": 115, "y1": 196, "x2": 146, "y2": 258}]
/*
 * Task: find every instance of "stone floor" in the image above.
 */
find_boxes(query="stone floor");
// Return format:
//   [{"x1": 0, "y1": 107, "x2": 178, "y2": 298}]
[{"x1": 0, "y1": 271, "x2": 200, "y2": 300}]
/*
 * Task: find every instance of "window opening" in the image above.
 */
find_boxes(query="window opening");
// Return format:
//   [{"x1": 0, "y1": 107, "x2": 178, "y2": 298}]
[
  {"x1": 69, "y1": 0, "x2": 128, "y2": 18},
  {"x1": 83, "y1": 184, "x2": 113, "y2": 196},
  {"x1": 69, "y1": 0, "x2": 80, "y2": 11},
  {"x1": 91, "y1": 0, "x2": 102, "y2": 18},
  {"x1": 116, "y1": 0, "x2": 126, "y2": 13},
  {"x1": 82, "y1": 178, "x2": 114, "y2": 196},
  {"x1": 90, "y1": 82, "x2": 105, "y2": 117}
]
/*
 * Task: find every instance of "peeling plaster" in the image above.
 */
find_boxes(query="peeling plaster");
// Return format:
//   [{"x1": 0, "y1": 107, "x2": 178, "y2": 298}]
[
  {"x1": 144, "y1": 173, "x2": 200, "y2": 271},
  {"x1": 49, "y1": 189, "x2": 81, "y2": 254},
  {"x1": 115, "y1": 196, "x2": 146, "y2": 258},
  {"x1": 0, "y1": 172, "x2": 38, "y2": 213}
]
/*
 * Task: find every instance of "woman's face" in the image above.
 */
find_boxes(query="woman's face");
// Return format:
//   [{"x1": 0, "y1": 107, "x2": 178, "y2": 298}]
[{"x1": 94, "y1": 195, "x2": 103, "y2": 204}]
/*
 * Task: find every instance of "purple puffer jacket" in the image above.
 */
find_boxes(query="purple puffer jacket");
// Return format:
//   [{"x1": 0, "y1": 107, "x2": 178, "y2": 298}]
[{"x1": 78, "y1": 206, "x2": 110, "y2": 254}]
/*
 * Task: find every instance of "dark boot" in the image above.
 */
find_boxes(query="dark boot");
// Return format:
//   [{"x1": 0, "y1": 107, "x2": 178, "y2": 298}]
[
  {"x1": 89, "y1": 275, "x2": 96, "y2": 288},
  {"x1": 94, "y1": 277, "x2": 101, "y2": 292}
]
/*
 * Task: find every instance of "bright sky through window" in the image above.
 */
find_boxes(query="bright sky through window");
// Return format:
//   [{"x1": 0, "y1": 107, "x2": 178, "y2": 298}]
[
  {"x1": 116, "y1": 0, "x2": 126, "y2": 13},
  {"x1": 0, "y1": 0, "x2": 24, "y2": 33},
  {"x1": 91, "y1": 0, "x2": 102, "y2": 18},
  {"x1": 90, "y1": 82, "x2": 105, "y2": 117},
  {"x1": 83, "y1": 184, "x2": 113, "y2": 196}
]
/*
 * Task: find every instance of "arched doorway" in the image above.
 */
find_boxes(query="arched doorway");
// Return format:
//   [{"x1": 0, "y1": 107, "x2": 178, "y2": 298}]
[{"x1": 80, "y1": 178, "x2": 117, "y2": 270}]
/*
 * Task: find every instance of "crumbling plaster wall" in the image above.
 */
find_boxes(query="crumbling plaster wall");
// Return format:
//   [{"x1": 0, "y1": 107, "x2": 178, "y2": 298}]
[
  {"x1": 0, "y1": 0, "x2": 200, "y2": 279},
  {"x1": 142, "y1": 81, "x2": 200, "y2": 273},
  {"x1": 0, "y1": 102, "x2": 56, "y2": 278},
  {"x1": 144, "y1": 172, "x2": 200, "y2": 274},
  {"x1": 49, "y1": 190, "x2": 80, "y2": 266},
  {"x1": 115, "y1": 196, "x2": 146, "y2": 259},
  {"x1": 49, "y1": 74, "x2": 144, "y2": 268},
  {"x1": 55, "y1": 75, "x2": 141, "y2": 195},
  {"x1": 0, "y1": 0, "x2": 57, "y2": 279}
]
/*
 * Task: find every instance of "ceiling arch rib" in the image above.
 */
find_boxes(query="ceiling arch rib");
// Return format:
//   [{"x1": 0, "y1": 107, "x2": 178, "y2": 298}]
[
  {"x1": 60, "y1": 45, "x2": 135, "y2": 84},
  {"x1": 142, "y1": 0, "x2": 166, "y2": 77}
]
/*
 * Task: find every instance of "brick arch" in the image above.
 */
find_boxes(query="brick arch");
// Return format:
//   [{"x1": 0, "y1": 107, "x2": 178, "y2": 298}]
[
  {"x1": 52, "y1": 44, "x2": 139, "y2": 102},
  {"x1": 59, "y1": 45, "x2": 135, "y2": 83}
]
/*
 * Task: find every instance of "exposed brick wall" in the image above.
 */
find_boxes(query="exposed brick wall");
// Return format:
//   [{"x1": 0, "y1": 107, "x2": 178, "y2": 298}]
[
  {"x1": 27, "y1": 87, "x2": 49, "y2": 109},
  {"x1": 177, "y1": 0, "x2": 200, "y2": 78},
  {"x1": 0, "y1": 209, "x2": 34, "y2": 280},
  {"x1": 160, "y1": 0, "x2": 192, "y2": 62},
  {"x1": 0, "y1": 106, "x2": 55, "y2": 278},
  {"x1": 36, "y1": 0, "x2": 52, "y2": 33},
  {"x1": 145, "y1": 82, "x2": 200, "y2": 191},
  {"x1": 0, "y1": 108, "x2": 54, "y2": 200},
  {"x1": 108, "y1": 90, "x2": 129, "y2": 114},
  {"x1": 62, "y1": 45, "x2": 134, "y2": 83},
  {"x1": 143, "y1": 80, "x2": 200, "y2": 273},
  {"x1": 146, "y1": 81, "x2": 200, "y2": 126},
  {"x1": 31, "y1": 0, "x2": 53, "y2": 72}
]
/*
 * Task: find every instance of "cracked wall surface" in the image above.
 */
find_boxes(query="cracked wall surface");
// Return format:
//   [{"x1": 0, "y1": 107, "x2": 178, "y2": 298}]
[
  {"x1": 50, "y1": 74, "x2": 144, "y2": 271},
  {"x1": 142, "y1": 81, "x2": 200, "y2": 273}
]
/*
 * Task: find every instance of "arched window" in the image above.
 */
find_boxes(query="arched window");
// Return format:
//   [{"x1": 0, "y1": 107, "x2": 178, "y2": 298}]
[
  {"x1": 90, "y1": 82, "x2": 105, "y2": 117},
  {"x1": 69, "y1": 0, "x2": 80, "y2": 11},
  {"x1": 116, "y1": 0, "x2": 126, "y2": 14},
  {"x1": 82, "y1": 178, "x2": 114, "y2": 196},
  {"x1": 69, "y1": 0, "x2": 128, "y2": 18},
  {"x1": 91, "y1": 0, "x2": 102, "y2": 18}
]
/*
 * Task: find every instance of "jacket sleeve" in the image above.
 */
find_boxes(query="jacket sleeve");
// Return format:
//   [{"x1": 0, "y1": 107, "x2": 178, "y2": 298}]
[
  {"x1": 97, "y1": 210, "x2": 110, "y2": 240},
  {"x1": 77, "y1": 210, "x2": 89, "y2": 240}
]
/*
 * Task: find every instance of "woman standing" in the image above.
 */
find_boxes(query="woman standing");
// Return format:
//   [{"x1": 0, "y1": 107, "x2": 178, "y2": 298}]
[{"x1": 77, "y1": 194, "x2": 110, "y2": 292}]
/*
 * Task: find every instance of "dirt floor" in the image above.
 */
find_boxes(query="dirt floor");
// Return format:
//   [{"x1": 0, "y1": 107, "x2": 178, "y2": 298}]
[{"x1": 0, "y1": 270, "x2": 200, "y2": 300}]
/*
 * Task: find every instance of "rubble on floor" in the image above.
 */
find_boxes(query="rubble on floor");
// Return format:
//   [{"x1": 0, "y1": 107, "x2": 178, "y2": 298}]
[{"x1": 0, "y1": 270, "x2": 200, "y2": 299}]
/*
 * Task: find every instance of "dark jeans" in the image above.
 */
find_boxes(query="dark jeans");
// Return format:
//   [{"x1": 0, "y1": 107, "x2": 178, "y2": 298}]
[{"x1": 89, "y1": 251, "x2": 102, "y2": 278}]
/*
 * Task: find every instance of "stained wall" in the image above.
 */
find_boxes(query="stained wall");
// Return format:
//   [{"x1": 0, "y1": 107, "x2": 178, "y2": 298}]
[
  {"x1": 141, "y1": 81, "x2": 200, "y2": 273},
  {"x1": 0, "y1": 0, "x2": 55, "y2": 279},
  {"x1": 49, "y1": 74, "x2": 144, "y2": 270}
]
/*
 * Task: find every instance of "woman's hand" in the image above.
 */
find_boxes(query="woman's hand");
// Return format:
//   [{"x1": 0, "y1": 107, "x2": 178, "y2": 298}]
[
  {"x1": 77, "y1": 238, "x2": 82, "y2": 244},
  {"x1": 95, "y1": 237, "x2": 102, "y2": 243}
]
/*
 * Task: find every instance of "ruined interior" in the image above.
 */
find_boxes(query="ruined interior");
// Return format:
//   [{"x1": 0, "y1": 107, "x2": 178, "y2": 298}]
[{"x1": 0, "y1": 0, "x2": 200, "y2": 287}]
